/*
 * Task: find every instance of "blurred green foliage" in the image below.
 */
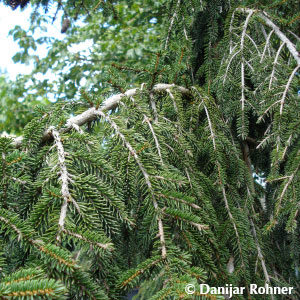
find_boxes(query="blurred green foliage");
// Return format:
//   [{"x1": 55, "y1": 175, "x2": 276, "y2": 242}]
[{"x1": 1, "y1": 0, "x2": 166, "y2": 133}]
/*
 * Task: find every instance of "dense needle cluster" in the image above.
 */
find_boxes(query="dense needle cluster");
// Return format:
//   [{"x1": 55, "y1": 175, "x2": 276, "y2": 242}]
[{"x1": 0, "y1": 0, "x2": 299, "y2": 299}]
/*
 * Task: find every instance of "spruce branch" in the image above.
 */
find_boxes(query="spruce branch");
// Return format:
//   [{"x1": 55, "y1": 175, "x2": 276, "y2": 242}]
[
  {"x1": 258, "y1": 100, "x2": 281, "y2": 122},
  {"x1": 2, "y1": 278, "x2": 67, "y2": 299},
  {"x1": 149, "y1": 92, "x2": 158, "y2": 122},
  {"x1": 163, "y1": 208, "x2": 208, "y2": 231},
  {"x1": 229, "y1": 9, "x2": 236, "y2": 54},
  {"x1": 287, "y1": 30, "x2": 300, "y2": 42},
  {"x1": 62, "y1": 228, "x2": 113, "y2": 251},
  {"x1": 2, "y1": 268, "x2": 44, "y2": 285},
  {"x1": 70, "y1": 123, "x2": 84, "y2": 134},
  {"x1": 260, "y1": 24, "x2": 268, "y2": 40},
  {"x1": 158, "y1": 193, "x2": 201, "y2": 210},
  {"x1": 250, "y1": 217, "x2": 273, "y2": 299},
  {"x1": 143, "y1": 115, "x2": 164, "y2": 165},
  {"x1": 11, "y1": 177, "x2": 27, "y2": 185},
  {"x1": 260, "y1": 29, "x2": 274, "y2": 63},
  {"x1": 281, "y1": 134, "x2": 293, "y2": 161},
  {"x1": 246, "y1": 33, "x2": 261, "y2": 56},
  {"x1": 240, "y1": 10, "x2": 253, "y2": 139},
  {"x1": 0, "y1": 210, "x2": 77, "y2": 269},
  {"x1": 237, "y1": 8, "x2": 300, "y2": 65},
  {"x1": 1, "y1": 151, "x2": 8, "y2": 209},
  {"x1": 201, "y1": 99, "x2": 216, "y2": 151},
  {"x1": 221, "y1": 187, "x2": 246, "y2": 271},
  {"x1": 164, "y1": 0, "x2": 181, "y2": 50},
  {"x1": 274, "y1": 160, "x2": 300, "y2": 218},
  {"x1": 121, "y1": 257, "x2": 162, "y2": 287},
  {"x1": 193, "y1": 88, "x2": 247, "y2": 271},
  {"x1": 50, "y1": 127, "x2": 80, "y2": 240},
  {"x1": 166, "y1": 88, "x2": 178, "y2": 114},
  {"x1": 222, "y1": 48, "x2": 240, "y2": 85},
  {"x1": 241, "y1": 57, "x2": 246, "y2": 138},
  {"x1": 280, "y1": 65, "x2": 300, "y2": 115},
  {"x1": 259, "y1": 12, "x2": 300, "y2": 66},
  {"x1": 121, "y1": 91, "x2": 164, "y2": 166},
  {"x1": 12, "y1": 84, "x2": 190, "y2": 149},
  {"x1": 166, "y1": 214, "x2": 208, "y2": 231},
  {"x1": 0, "y1": 214, "x2": 23, "y2": 242},
  {"x1": 95, "y1": 111, "x2": 167, "y2": 259},
  {"x1": 269, "y1": 42, "x2": 285, "y2": 90},
  {"x1": 241, "y1": 11, "x2": 254, "y2": 52},
  {"x1": 245, "y1": 59, "x2": 254, "y2": 72}
]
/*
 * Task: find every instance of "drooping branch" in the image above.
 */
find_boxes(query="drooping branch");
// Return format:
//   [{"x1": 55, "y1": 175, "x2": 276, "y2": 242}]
[
  {"x1": 143, "y1": 115, "x2": 164, "y2": 165},
  {"x1": 222, "y1": 48, "x2": 241, "y2": 85},
  {"x1": 163, "y1": 211, "x2": 209, "y2": 231},
  {"x1": 269, "y1": 42, "x2": 285, "y2": 90},
  {"x1": 12, "y1": 84, "x2": 190, "y2": 148},
  {"x1": 193, "y1": 88, "x2": 247, "y2": 271},
  {"x1": 164, "y1": 0, "x2": 181, "y2": 50},
  {"x1": 259, "y1": 12, "x2": 300, "y2": 66},
  {"x1": 62, "y1": 228, "x2": 113, "y2": 251},
  {"x1": 229, "y1": 9, "x2": 236, "y2": 54},
  {"x1": 67, "y1": 84, "x2": 189, "y2": 130},
  {"x1": 118, "y1": 91, "x2": 164, "y2": 166},
  {"x1": 240, "y1": 10, "x2": 254, "y2": 139},
  {"x1": 280, "y1": 65, "x2": 300, "y2": 115},
  {"x1": 50, "y1": 127, "x2": 80, "y2": 241},
  {"x1": 0, "y1": 210, "x2": 77, "y2": 268},
  {"x1": 260, "y1": 29, "x2": 274, "y2": 63},
  {"x1": 274, "y1": 160, "x2": 300, "y2": 218},
  {"x1": 237, "y1": 8, "x2": 300, "y2": 66},
  {"x1": 158, "y1": 193, "x2": 201, "y2": 210},
  {"x1": 95, "y1": 110, "x2": 167, "y2": 259},
  {"x1": 166, "y1": 88, "x2": 178, "y2": 114}
]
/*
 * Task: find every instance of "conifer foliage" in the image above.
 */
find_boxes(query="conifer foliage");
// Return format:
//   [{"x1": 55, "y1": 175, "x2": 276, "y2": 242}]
[{"x1": 0, "y1": 0, "x2": 300, "y2": 299}]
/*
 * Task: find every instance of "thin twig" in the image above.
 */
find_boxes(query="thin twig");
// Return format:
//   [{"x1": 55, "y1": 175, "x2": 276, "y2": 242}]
[
  {"x1": 50, "y1": 127, "x2": 80, "y2": 241},
  {"x1": 164, "y1": 0, "x2": 181, "y2": 50},
  {"x1": 260, "y1": 29, "x2": 274, "y2": 63},
  {"x1": 269, "y1": 42, "x2": 285, "y2": 90},
  {"x1": 279, "y1": 65, "x2": 299, "y2": 115}
]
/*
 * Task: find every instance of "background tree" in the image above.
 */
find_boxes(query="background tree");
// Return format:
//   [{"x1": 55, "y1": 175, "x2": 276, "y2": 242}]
[{"x1": 0, "y1": 0, "x2": 299, "y2": 299}]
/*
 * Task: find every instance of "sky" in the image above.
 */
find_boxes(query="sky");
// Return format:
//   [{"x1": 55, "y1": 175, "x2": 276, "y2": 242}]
[
  {"x1": 0, "y1": 2, "x2": 65, "y2": 79},
  {"x1": 0, "y1": 1, "x2": 93, "y2": 102},
  {"x1": 0, "y1": 3, "x2": 31, "y2": 77}
]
